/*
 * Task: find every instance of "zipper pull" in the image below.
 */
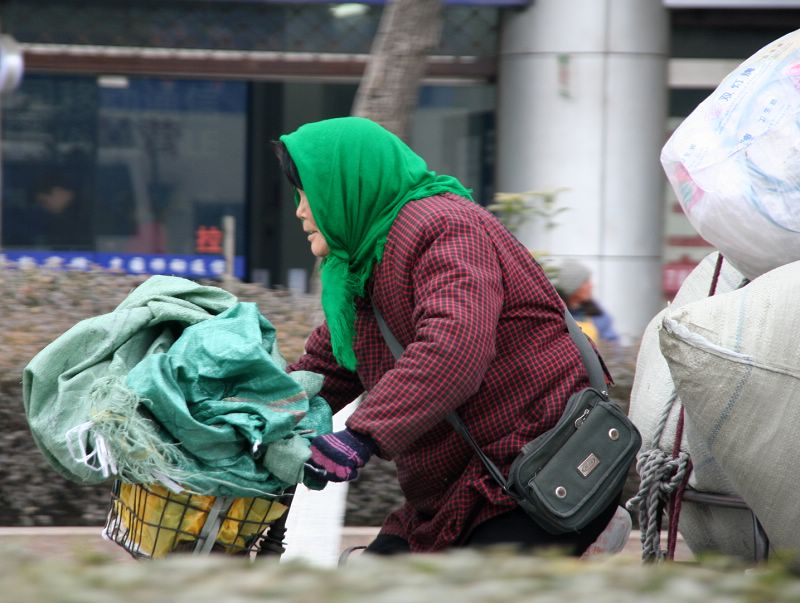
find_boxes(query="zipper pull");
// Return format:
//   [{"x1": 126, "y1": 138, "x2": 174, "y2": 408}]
[{"x1": 574, "y1": 408, "x2": 590, "y2": 429}]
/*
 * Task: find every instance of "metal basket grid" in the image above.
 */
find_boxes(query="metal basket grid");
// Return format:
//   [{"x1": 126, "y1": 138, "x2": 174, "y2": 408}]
[{"x1": 103, "y1": 480, "x2": 289, "y2": 560}]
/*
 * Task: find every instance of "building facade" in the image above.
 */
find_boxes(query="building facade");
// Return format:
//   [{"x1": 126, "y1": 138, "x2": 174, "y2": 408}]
[{"x1": 1, "y1": 0, "x2": 799, "y2": 341}]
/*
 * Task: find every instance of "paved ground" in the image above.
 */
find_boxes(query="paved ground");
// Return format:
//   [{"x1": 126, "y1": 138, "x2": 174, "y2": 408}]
[
  {"x1": 0, "y1": 526, "x2": 690, "y2": 564},
  {"x1": 339, "y1": 528, "x2": 692, "y2": 562},
  {"x1": 0, "y1": 527, "x2": 135, "y2": 563}
]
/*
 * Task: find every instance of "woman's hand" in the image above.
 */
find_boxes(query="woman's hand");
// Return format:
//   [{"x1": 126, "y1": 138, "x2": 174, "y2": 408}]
[{"x1": 305, "y1": 428, "x2": 378, "y2": 483}]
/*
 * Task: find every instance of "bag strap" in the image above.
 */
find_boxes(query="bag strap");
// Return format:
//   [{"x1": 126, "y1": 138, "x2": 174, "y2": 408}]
[
  {"x1": 371, "y1": 302, "x2": 607, "y2": 495},
  {"x1": 563, "y1": 308, "x2": 608, "y2": 396}
]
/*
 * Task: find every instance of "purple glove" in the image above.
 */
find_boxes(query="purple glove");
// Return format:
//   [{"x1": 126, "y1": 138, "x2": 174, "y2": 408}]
[{"x1": 306, "y1": 428, "x2": 378, "y2": 482}]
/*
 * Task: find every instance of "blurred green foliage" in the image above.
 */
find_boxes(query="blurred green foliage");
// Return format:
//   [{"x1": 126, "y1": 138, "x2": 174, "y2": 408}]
[
  {"x1": 488, "y1": 187, "x2": 570, "y2": 278},
  {"x1": 487, "y1": 187, "x2": 571, "y2": 237}
]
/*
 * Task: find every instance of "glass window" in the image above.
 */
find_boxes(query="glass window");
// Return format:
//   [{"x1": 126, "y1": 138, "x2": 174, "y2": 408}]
[
  {"x1": 2, "y1": 74, "x2": 248, "y2": 277},
  {"x1": 94, "y1": 77, "x2": 247, "y2": 256},
  {"x1": 2, "y1": 75, "x2": 99, "y2": 251},
  {"x1": 412, "y1": 83, "x2": 496, "y2": 205}
]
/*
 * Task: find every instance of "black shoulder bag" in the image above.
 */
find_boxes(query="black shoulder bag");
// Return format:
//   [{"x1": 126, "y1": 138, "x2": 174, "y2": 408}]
[{"x1": 372, "y1": 303, "x2": 641, "y2": 535}]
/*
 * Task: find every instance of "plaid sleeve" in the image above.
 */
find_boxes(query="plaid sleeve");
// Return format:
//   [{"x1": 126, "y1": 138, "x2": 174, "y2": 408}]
[
  {"x1": 287, "y1": 322, "x2": 364, "y2": 413},
  {"x1": 347, "y1": 213, "x2": 503, "y2": 458}
]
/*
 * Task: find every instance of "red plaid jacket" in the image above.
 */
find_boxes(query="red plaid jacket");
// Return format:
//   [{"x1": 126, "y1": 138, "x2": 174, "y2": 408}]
[{"x1": 288, "y1": 193, "x2": 593, "y2": 551}]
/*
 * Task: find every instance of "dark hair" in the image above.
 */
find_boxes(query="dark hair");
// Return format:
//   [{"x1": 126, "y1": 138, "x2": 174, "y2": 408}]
[{"x1": 271, "y1": 140, "x2": 303, "y2": 190}]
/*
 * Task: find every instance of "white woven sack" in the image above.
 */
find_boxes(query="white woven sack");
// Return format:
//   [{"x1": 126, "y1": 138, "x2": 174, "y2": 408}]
[
  {"x1": 629, "y1": 252, "x2": 744, "y2": 468},
  {"x1": 660, "y1": 260, "x2": 800, "y2": 553},
  {"x1": 661, "y1": 29, "x2": 800, "y2": 280},
  {"x1": 629, "y1": 253, "x2": 753, "y2": 558}
]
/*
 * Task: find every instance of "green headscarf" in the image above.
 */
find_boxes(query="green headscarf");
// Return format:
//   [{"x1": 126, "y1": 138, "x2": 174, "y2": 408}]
[{"x1": 280, "y1": 116, "x2": 473, "y2": 371}]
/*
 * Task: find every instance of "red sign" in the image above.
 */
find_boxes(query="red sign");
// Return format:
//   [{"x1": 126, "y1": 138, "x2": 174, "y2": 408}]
[
  {"x1": 662, "y1": 256, "x2": 698, "y2": 300},
  {"x1": 195, "y1": 226, "x2": 223, "y2": 254}
]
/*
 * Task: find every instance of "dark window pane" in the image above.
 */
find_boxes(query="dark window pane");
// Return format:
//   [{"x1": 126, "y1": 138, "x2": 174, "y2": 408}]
[{"x1": 2, "y1": 74, "x2": 247, "y2": 274}]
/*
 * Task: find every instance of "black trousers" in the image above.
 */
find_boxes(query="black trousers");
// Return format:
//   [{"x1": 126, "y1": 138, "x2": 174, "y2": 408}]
[{"x1": 364, "y1": 500, "x2": 618, "y2": 556}]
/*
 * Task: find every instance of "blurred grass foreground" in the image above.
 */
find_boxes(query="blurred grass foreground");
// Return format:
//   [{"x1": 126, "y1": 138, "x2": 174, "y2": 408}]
[{"x1": 4, "y1": 544, "x2": 800, "y2": 603}]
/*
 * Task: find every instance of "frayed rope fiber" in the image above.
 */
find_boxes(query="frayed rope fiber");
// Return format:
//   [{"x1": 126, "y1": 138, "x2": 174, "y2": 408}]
[{"x1": 79, "y1": 375, "x2": 192, "y2": 489}]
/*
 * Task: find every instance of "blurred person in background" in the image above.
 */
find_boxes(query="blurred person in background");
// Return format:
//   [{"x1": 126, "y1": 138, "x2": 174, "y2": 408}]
[
  {"x1": 7, "y1": 166, "x2": 91, "y2": 249},
  {"x1": 553, "y1": 259, "x2": 619, "y2": 345},
  {"x1": 272, "y1": 116, "x2": 624, "y2": 556}
]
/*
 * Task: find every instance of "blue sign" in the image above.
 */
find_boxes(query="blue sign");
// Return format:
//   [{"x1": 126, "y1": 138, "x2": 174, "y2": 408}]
[
  {"x1": 0, "y1": 250, "x2": 245, "y2": 279},
  {"x1": 100, "y1": 79, "x2": 247, "y2": 114}
]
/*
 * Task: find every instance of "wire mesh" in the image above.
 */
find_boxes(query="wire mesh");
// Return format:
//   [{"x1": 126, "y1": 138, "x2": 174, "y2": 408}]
[
  {"x1": 0, "y1": 1, "x2": 498, "y2": 57},
  {"x1": 103, "y1": 480, "x2": 290, "y2": 560}
]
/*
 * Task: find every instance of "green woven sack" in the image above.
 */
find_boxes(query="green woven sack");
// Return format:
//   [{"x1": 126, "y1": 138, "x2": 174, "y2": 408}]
[{"x1": 23, "y1": 275, "x2": 332, "y2": 497}]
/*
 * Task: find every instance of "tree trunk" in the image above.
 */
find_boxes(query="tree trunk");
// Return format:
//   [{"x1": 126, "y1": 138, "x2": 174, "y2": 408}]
[{"x1": 352, "y1": 0, "x2": 444, "y2": 140}]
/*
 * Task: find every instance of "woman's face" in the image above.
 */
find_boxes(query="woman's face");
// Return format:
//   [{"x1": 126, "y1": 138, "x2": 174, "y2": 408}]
[
  {"x1": 296, "y1": 189, "x2": 330, "y2": 258},
  {"x1": 570, "y1": 280, "x2": 593, "y2": 306}
]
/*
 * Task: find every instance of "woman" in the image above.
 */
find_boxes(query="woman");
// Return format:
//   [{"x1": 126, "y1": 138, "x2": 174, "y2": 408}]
[{"x1": 275, "y1": 116, "x2": 620, "y2": 554}]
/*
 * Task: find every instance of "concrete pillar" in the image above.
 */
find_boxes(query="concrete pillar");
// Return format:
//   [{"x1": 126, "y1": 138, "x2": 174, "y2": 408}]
[{"x1": 497, "y1": 0, "x2": 669, "y2": 344}]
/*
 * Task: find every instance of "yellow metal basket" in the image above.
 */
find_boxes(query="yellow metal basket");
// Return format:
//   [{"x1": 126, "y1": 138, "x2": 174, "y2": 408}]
[{"x1": 103, "y1": 480, "x2": 290, "y2": 559}]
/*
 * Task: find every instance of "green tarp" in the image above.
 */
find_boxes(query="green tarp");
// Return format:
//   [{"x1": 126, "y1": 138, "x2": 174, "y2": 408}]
[{"x1": 23, "y1": 275, "x2": 331, "y2": 497}]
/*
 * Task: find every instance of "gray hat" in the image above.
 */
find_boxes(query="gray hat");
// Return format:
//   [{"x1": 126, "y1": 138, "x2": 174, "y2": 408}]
[{"x1": 555, "y1": 260, "x2": 591, "y2": 297}]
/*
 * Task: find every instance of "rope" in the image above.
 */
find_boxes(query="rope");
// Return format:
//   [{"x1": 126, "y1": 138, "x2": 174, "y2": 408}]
[
  {"x1": 628, "y1": 253, "x2": 724, "y2": 562},
  {"x1": 665, "y1": 253, "x2": 722, "y2": 558},
  {"x1": 626, "y1": 392, "x2": 691, "y2": 562},
  {"x1": 667, "y1": 456, "x2": 693, "y2": 559},
  {"x1": 708, "y1": 253, "x2": 724, "y2": 297},
  {"x1": 666, "y1": 406, "x2": 693, "y2": 559}
]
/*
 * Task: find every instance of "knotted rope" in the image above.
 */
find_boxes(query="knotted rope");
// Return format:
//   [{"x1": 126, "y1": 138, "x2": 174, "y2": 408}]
[
  {"x1": 627, "y1": 253, "x2": 726, "y2": 562},
  {"x1": 626, "y1": 391, "x2": 692, "y2": 561}
]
